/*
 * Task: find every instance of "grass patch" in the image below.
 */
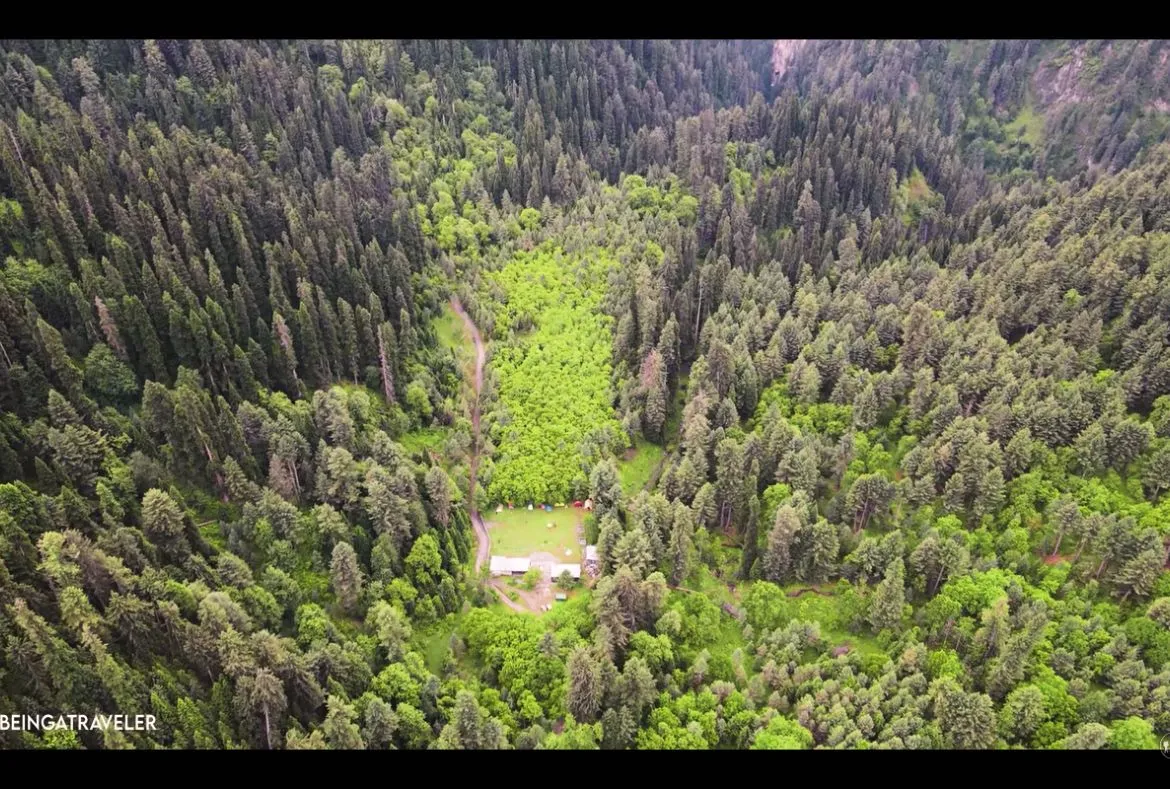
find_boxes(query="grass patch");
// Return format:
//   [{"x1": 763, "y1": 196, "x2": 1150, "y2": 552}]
[
  {"x1": 433, "y1": 304, "x2": 472, "y2": 356},
  {"x1": 710, "y1": 614, "x2": 747, "y2": 663},
  {"x1": 198, "y1": 521, "x2": 228, "y2": 552},
  {"x1": 416, "y1": 613, "x2": 463, "y2": 674},
  {"x1": 486, "y1": 506, "x2": 583, "y2": 561},
  {"x1": 181, "y1": 484, "x2": 234, "y2": 552},
  {"x1": 903, "y1": 169, "x2": 933, "y2": 203},
  {"x1": 774, "y1": 583, "x2": 886, "y2": 658},
  {"x1": 421, "y1": 628, "x2": 454, "y2": 674},
  {"x1": 398, "y1": 426, "x2": 448, "y2": 455},
  {"x1": 896, "y1": 168, "x2": 944, "y2": 225},
  {"x1": 1006, "y1": 102, "x2": 1045, "y2": 148},
  {"x1": 552, "y1": 586, "x2": 586, "y2": 603},
  {"x1": 290, "y1": 566, "x2": 331, "y2": 605},
  {"x1": 618, "y1": 438, "x2": 665, "y2": 496},
  {"x1": 684, "y1": 563, "x2": 738, "y2": 604}
]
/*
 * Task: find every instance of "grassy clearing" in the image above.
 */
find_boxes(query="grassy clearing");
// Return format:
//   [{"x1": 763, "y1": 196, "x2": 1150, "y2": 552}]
[
  {"x1": 552, "y1": 586, "x2": 586, "y2": 603},
  {"x1": 486, "y1": 506, "x2": 582, "y2": 561},
  {"x1": 897, "y1": 168, "x2": 944, "y2": 225},
  {"x1": 183, "y1": 485, "x2": 235, "y2": 552},
  {"x1": 618, "y1": 438, "x2": 665, "y2": 496},
  {"x1": 290, "y1": 566, "x2": 331, "y2": 605},
  {"x1": 775, "y1": 584, "x2": 886, "y2": 658},
  {"x1": 417, "y1": 612, "x2": 485, "y2": 676},
  {"x1": 1006, "y1": 102, "x2": 1045, "y2": 148},
  {"x1": 684, "y1": 563, "x2": 738, "y2": 603},
  {"x1": 683, "y1": 563, "x2": 886, "y2": 661},
  {"x1": 398, "y1": 426, "x2": 448, "y2": 455},
  {"x1": 197, "y1": 522, "x2": 228, "y2": 552},
  {"x1": 710, "y1": 614, "x2": 748, "y2": 663},
  {"x1": 904, "y1": 169, "x2": 933, "y2": 203},
  {"x1": 417, "y1": 615, "x2": 460, "y2": 674},
  {"x1": 434, "y1": 303, "x2": 472, "y2": 356}
]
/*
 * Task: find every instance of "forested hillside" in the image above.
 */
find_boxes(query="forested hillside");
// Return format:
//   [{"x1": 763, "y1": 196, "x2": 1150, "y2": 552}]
[
  {"x1": 0, "y1": 39, "x2": 1167, "y2": 751},
  {"x1": 775, "y1": 40, "x2": 1170, "y2": 179}
]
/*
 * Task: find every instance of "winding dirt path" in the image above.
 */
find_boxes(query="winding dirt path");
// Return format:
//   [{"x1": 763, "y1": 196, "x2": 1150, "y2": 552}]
[
  {"x1": 493, "y1": 586, "x2": 529, "y2": 613},
  {"x1": 450, "y1": 297, "x2": 528, "y2": 614}
]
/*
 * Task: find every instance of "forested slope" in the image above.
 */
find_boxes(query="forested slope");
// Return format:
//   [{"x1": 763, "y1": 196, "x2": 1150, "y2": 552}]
[
  {"x1": 0, "y1": 39, "x2": 1167, "y2": 751},
  {"x1": 774, "y1": 40, "x2": 1170, "y2": 179}
]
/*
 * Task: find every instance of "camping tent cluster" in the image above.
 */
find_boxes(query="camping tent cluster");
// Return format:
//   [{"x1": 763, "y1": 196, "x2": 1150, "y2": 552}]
[{"x1": 496, "y1": 500, "x2": 593, "y2": 511}]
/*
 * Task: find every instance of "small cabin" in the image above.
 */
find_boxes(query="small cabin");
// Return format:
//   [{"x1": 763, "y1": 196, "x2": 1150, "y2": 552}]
[
  {"x1": 583, "y1": 498, "x2": 594, "y2": 511},
  {"x1": 583, "y1": 545, "x2": 600, "y2": 577}
]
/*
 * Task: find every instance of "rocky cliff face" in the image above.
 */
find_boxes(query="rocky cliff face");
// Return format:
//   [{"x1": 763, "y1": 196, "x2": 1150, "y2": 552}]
[
  {"x1": 1033, "y1": 45, "x2": 1090, "y2": 108},
  {"x1": 1028, "y1": 41, "x2": 1170, "y2": 174},
  {"x1": 771, "y1": 39, "x2": 810, "y2": 82}
]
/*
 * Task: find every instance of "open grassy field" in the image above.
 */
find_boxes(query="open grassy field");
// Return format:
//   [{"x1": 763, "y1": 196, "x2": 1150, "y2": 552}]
[
  {"x1": 618, "y1": 438, "x2": 665, "y2": 496},
  {"x1": 434, "y1": 303, "x2": 472, "y2": 356},
  {"x1": 486, "y1": 506, "x2": 583, "y2": 561}
]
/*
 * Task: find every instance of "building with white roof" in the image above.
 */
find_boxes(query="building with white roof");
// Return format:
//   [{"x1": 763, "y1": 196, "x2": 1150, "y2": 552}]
[
  {"x1": 489, "y1": 556, "x2": 531, "y2": 576},
  {"x1": 550, "y1": 563, "x2": 581, "y2": 580}
]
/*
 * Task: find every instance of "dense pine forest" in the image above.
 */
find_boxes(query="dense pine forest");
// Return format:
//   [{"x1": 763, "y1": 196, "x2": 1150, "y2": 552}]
[{"x1": 0, "y1": 39, "x2": 1168, "y2": 751}]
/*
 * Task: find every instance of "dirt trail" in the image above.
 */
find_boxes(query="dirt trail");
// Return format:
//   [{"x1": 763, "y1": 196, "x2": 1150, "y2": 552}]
[
  {"x1": 786, "y1": 586, "x2": 833, "y2": 598},
  {"x1": 449, "y1": 296, "x2": 490, "y2": 574},
  {"x1": 450, "y1": 296, "x2": 560, "y2": 615},
  {"x1": 491, "y1": 582, "x2": 529, "y2": 613}
]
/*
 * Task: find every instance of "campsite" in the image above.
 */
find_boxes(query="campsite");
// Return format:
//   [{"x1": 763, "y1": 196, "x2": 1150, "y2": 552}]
[{"x1": 485, "y1": 505, "x2": 584, "y2": 563}]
